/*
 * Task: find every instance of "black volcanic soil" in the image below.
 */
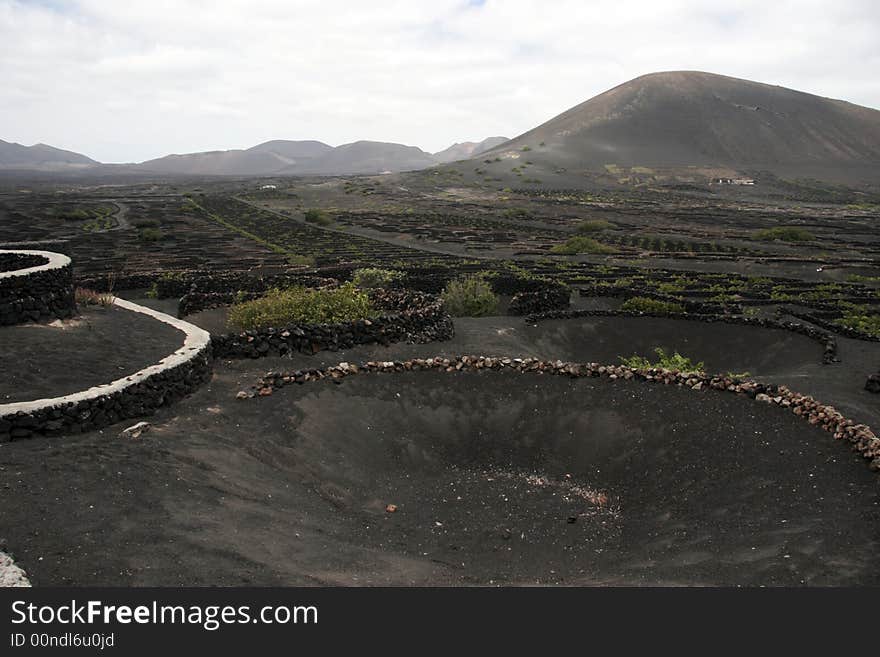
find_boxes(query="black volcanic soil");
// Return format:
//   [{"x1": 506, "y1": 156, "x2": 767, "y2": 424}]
[
  {"x1": 1, "y1": 369, "x2": 878, "y2": 586},
  {"x1": 0, "y1": 306, "x2": 183, "y2": 403}
]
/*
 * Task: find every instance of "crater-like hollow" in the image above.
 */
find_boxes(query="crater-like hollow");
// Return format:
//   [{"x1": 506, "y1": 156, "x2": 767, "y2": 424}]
[{"x1": 226, "y1": 369, "x2": 880, "y2": 585}]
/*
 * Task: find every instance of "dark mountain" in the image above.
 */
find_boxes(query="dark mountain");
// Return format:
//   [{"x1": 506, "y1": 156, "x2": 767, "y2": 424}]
[
  {"x1": 0, "y1": 140, "x2": 97, "y2": 169},
  {"x1": 480, "y1": 71, "x2": 880, "y2": 180},
  {"x1": 281, "y1": 140, "x2": 438, "y2": 175},
  {"x1": 433, "y1": 136, "x2": 509, "y2": 163}
]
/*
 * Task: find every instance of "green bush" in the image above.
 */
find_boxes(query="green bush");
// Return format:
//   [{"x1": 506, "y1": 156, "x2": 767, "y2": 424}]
[
  {"x1": 575, "y1": 219, "x2": 615, "y2": 234},
  {"x1": 619, "y1": 347, "x2": 704, "y2": 373},
  {"x1": 620, "y1": 297, "x2": 684, "y2": 314},
  {"x1": 287, "y1": 254, "x2": 316, "y2": 267},
  {"x1": 228, "y1": 283, "x2": 373, "y2": 330},
  {"x1": 441, "y1": 275, "x2": 499, "y2": 317},
  {"x1": 138, "y1": 227, "x2": 163, "y2": 241},
  {"x1": 303, "y1": 208, "x2": 331, "y2": 225},
  {"x1": 834, "y1": 311, "x2": 880, "y2": 337},
  {"x1": 550, "y1": 236, "x2": 615, "y2": 255},
  {"x1": 352, "y1": 267, "x2": 403, "y2": 289},
  {"x1": 753, "y1": 226, "x2": 814, "y2": 242}
]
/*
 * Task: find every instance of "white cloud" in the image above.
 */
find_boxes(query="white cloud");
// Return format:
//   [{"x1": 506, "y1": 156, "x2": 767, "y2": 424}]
[{"x1": 1, "y1": 0, "x2": 878, "y2": 162}]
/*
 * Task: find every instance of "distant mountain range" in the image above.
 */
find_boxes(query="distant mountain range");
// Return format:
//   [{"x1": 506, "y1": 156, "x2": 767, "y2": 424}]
[
  {"x1": 0, "y1": 140, "x2": 97, "y2": 169},
  {"x1": 6, "y1": 71, "x2": 880, "y2": 183},
  {"x1": 0, "y1": 136, "x2": 509, "y2": 176}
]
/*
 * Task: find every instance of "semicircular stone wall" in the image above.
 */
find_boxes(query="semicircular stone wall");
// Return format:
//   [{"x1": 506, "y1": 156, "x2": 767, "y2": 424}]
[
  {"x1": 0, "y1": 298, "x2": 212, "y2": 442},
  {"x1": 0, "y1": 249, "x2": 76, "y2": 326}
]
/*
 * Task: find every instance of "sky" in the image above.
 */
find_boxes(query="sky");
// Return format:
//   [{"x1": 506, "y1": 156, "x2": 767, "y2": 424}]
[{"x1": 1, "y1": 0, "x2": 879, "y2": 163}]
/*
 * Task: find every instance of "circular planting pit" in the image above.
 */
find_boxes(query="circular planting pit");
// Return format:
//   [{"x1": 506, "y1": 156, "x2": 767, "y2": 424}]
[
  {"x1": 527, "y1": 316, "x2": 826, "y2": 375},
  {"x1": 237, "y1": 370, "x2": 880, "y2": 585},
  {"x1": 0, "y1": 305, "x2": 184, "y2": 403},
  {"x1": 6, "y1": 361, "x2": 876, "y2": 586}
]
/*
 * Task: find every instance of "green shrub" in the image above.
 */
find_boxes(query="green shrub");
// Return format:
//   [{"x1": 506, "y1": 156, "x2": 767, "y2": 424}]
[
  {"x1": 138, "y1": 227, "x2": 163, "y2": 241},
  {"x1": 620, "y1": 297, "x2": 684, "y2": 314},
  {"x1": 303, "y1": 208, "x2": 331, "y2": 226},
  {"x1": 441, "y1": 275, "x2": 499, "y2": 317},
  {"x1": 550, "y1": 236, "x2": 615, "y2": 255},
  {"x1": 227, "y1": 283, "x2": 373, "y2": 330},
  {"x1": 834, "y1": 311, "x2": 880, "y2": 337},
  {"x1": 287, "y1": 254, "x2": 316, "y2": 267},
  {"x1": 619, "y1": 347, "x2": 704, "y2": 373},
  {"x1": 575, "y1": 219, "x2": 615, "y2": 234},
  {"x1": 753, "y1": 226, "x2": 814, "y2": 242},
  {"x1": 846, "y1": 273, "x2": 880, "y2": 283},
  {"x1": 352, "y1": 267, "x2": 403, "y2": 289}
]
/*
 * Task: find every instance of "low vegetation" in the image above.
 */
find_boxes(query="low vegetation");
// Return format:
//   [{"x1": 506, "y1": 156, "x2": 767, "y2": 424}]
[
  {"x1": 75, "y1": 287, "x2": 115, "y2": 307},
  {"x1": 834, "y1": 308, "x2": 880, "y2": 338},
  {"x1": 287, "y1": 254, "x2": 316, "y2": 267},
  {"x1": 620, "y1": 297, "x2": 685, "y2": 314},
  {"x1": 575, "y1": 219, "x2": 615, "y2": 234},
  {"x1": 228, "y1": 283, "x2": 373, "y2": 330},
  {"x1": 752, "y1": 226, "x2": 814, "y2": 242},
  {"x1": 550, "y1": 236, "x2": 616, "y2": 255},
  {"x1": 138, "y1": 227, "x2": 163, "y2": 242},
  {"x1": 846, "y1": 273, "x2": 880, "y2": 284},
  {"x1": 619, "y1": 347, "x2": 705, "y2": 373},
  {"x1": 352, "y1": 267, "x2": 403, "y2": 289},
  {"x1": 441, "y1": 275, "x2": 499, "y2": 317},
  {"x1": 303, "y1": 208, "x2": 332, "y2": 226}
]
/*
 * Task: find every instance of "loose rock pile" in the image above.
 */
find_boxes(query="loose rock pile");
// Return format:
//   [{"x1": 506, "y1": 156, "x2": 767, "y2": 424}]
[
  {"x1": 509, "y1": 286, "x2": 571, "y2": 316},
  {"x1": 247, "y1": 355, "x2": 880, "y2": 473}
]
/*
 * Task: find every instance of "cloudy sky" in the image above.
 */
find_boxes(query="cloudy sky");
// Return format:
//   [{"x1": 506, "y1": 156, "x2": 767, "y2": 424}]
[{"x1": 2, "y1": 0, "x2": 878, "y2": 162}]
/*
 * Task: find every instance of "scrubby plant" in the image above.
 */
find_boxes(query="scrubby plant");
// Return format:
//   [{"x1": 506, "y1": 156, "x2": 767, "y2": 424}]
[
  {"x1": 441, "y1": 275, "x2": 499, "y2": 317},
  {"x1": 619, "y1": 347, "x2": 705, "y2": 373},
  {"x1": 352, "y1": 267, "x2": 403, "y2": 289},
  {"x1": 227, "y1": 283, "x2": 373, "y2": 330},
  {"x1": 620, "y1": 297, "x2": 684, "y2": 314},
  {"x1": 287, "y1": 254, "x2": 316, "y2": 267},
  {"x1": 303, "y1": 208, "x2": 331, "y2": 226},
  {"x1": 834, "y1": 309, "x2": 880, "y2": 337},
  {"x1": 138, "y1": 227, "x2": 163, "y2": 241},
  {"x1": 727, "y1": 371, "x2": 752, "y2": 379},
  {"x1": 753, "y1": 226, "x2": 814, "y2": 242},
  {"x1": 846, "y1": 273, "x2": 880, "y2": 284},
  {"x1": 75, "y1": 287, "x2": 115, "y2": 307},
  {"x1": 550, "y1": 236, "x2": 615, "y2": 255},
  {"x1": 575, "y1": 219, "x2": 615, "y2": 234}
]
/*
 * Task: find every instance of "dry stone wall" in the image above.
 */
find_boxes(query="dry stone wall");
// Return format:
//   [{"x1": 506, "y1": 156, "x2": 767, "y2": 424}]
[{"x1": 0, "y1": 250, "x2": 76, "y2": 326}]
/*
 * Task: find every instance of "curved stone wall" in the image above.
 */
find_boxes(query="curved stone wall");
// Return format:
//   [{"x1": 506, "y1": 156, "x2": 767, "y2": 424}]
[
  {"x1": 211, "y1": 289, "x2": 453, "y2": 359},
  {"x1": 247, "y1": 355, "x2": 880, "y2": 473},
  {"x1": 527, "y1": 308, "x2": 839, "y2": 364},
  {"x1": 0, "y1": 249, "x2": 76, "y2": 326},
  {"x1": 0, "y1": 298, "x2": 212, "y2": 442}
]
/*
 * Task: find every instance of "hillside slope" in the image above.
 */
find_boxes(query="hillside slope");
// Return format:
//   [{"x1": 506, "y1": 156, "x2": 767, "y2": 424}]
[{"x1": 481, "y1": 71, "x2": 880, "y2": 180}]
